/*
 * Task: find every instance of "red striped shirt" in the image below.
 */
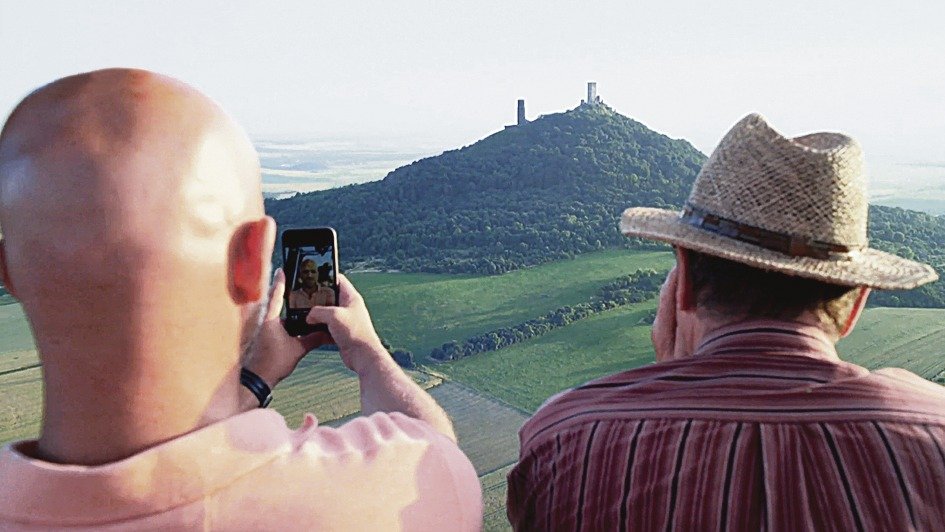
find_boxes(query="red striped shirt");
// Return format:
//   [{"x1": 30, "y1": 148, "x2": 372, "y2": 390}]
[{"x1": 507, "y1": 320, "x2": 945, "y2": 531}]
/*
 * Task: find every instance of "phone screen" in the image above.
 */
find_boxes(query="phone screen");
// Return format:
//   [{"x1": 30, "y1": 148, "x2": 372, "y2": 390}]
[{"x1": 281, "y1": 227, "x2": 338, "y2": 336}]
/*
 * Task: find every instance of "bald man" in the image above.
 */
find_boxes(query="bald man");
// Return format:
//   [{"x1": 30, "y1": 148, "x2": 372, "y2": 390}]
[
  {"x1": 290, "y1": 259, "x2": 336, "y2": 308},
  {"x1": 0, "y1": 69, "x2": 481, "y2": 530}
]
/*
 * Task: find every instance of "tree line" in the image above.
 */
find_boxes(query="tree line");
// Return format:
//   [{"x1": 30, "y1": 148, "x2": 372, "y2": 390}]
[{"x1": 429, "y1": 269, "x2": 666, "y2": 361}]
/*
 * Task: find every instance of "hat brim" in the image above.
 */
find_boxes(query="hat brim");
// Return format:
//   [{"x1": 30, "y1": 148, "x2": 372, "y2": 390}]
[{"x1": 621, "y1": 207, "x2": 938, "y2": 290}]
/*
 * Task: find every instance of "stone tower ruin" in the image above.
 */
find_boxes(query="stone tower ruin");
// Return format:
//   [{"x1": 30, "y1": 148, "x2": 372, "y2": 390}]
[
  {"x1": 587, "y1": 82, "x2": 598, "y2": 105},
  {"x1": 517, "y1": 99, "x2": 527, "y2": 126}
]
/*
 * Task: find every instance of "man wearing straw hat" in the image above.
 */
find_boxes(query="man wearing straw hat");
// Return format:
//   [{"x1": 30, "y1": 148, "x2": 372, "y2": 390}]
[{"x1": 508, "y1": 114, "x2": 945, "y2": 530}]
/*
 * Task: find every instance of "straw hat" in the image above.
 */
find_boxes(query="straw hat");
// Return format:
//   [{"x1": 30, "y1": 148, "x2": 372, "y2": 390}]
[{"x1": 620, "y1": 113, "x2": 938, "y2": 290}]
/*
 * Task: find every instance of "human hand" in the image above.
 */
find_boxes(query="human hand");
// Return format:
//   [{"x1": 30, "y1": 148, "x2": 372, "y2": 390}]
[
  {"x1": 651, "y1": 266, "x2": 678, "y2": 363},
  {"x1": 305, "y1": 274, "x2": 388, "y2": 375},
  {"x1": 243, "y1": 268, "x2": 330, "y2": 388}
]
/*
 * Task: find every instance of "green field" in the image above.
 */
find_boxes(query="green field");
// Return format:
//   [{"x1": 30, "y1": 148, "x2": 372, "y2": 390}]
[
  {"x1": 837, "y1": 307, "x2": 945, "y2": 381},
  {"x1": 0, "y1": 304, "x2": 36, "y2": 355},
  {"x1": 348, "y1": 249, "x2": 673, "y2": 359},
  {"x1": 443, "y1": 300, "x2": 659, "y2": 411}
]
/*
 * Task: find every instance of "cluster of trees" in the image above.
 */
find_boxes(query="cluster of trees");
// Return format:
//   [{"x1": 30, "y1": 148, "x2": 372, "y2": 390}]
[
  {"x1": 866, "y1": 206, "x2": 945, "y2": 308},
  {"x1": 390, "y1": 349, "x2": 416, "y2": 369},
  {"x1": 429, "y1": 269, "x2": 665, "y2": 361},
  {"x1": 378, "y1": 337, "x2": 416, "y2": 368}
]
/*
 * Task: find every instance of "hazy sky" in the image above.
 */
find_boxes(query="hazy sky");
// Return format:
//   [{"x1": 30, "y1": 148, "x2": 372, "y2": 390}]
[{"x1": 2, "y1": 0, "x2": 944, "y2": 178}]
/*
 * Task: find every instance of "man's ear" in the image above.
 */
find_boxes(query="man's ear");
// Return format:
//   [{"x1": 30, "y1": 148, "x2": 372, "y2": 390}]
[
  {"x1": 227, "y1": 217, "x2": 276, "y2": 304},
  {"x1": 839, "y1": 286, "x2": 871, "y2": 338},
  {"x1": 674, "y1": 247, "x2": 696, "y2": 312},
  {"x1": 0, "y1": 240, "x2": 18, "y2": 300}
]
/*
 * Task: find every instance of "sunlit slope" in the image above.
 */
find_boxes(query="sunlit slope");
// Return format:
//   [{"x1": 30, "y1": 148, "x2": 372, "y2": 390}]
[
  {"x1": 350, "y1": 249, "x2": 673, "y2": 358},
  {"x1": 272, "y1": 352, "x2": 442, "y2": 429},
  {"x1": 837, "y1": 307, "x2": 945, "y2": 382},
  {"x1": 442, "y1": 304, "x2": 945, "y2": 413},
  {"x1": 442, "y1": 300, "x2": 658, "y2": 411}
]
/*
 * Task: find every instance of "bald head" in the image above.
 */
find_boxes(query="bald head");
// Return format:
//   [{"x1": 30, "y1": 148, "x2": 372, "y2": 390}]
[
  {"x1": 0, "y1": 68, "x2": 262, "y2": 271},
  {"x1": 0, "y1": 68, "x2": 271, "y2": 360},
  {"x1": 0, "y1": 69, "x2": 280, "y2": 464}
]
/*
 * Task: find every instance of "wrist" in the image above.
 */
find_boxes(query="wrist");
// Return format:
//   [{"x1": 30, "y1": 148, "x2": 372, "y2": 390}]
[
  {"x1": 348, "y1": 341, "x2": 394, "y2": 376},
  {"x1": 240, "y1": 367, "x2": 274, "y2": 408},
  {"x1": 240, "y1": 385, "x2": 264, "y2": 411},
  {"x1": 242, "y1": 363, "x2": 280, "y2": 390}
]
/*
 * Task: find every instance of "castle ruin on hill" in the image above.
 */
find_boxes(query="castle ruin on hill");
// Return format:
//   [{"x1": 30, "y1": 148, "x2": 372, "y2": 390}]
[
  {"x1": 510, "y1": 82, "x2": 603, "y2": 129},
  {"x1": 582, "y1": 82, "x2": 601, "y2": 106}
]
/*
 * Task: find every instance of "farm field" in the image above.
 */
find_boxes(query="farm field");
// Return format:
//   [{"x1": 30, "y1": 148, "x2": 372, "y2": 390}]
[
  {"x1": 480, "y1": 463, "x2": 516, "y2": 532},
  {"x1": 426, "y1": 382, "x2": 529, "y2": 475},
  {"x1": 441, "y1": 303, "x2": 945, "y2": 413},
  {"x1": 441, "y1": 299, "x2": 659, "y2": 411},
  {"x1": 837, "y1": 307, "x2": 945, "y2": 381},
  {"x1": 272, "y1": 351, "x2": 441, "y2": 428},
  {"x1": 0, "y1": 365, "x2": 42, "y2": 443},
  {"x1": 348, "y1": 249, "x2": 673, "y2": 359}
]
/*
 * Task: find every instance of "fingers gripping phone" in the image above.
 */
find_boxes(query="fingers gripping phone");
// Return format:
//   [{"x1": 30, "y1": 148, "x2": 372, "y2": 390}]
[{"x1": 281, "y1": 227, "x2": 339, "y2": 336}]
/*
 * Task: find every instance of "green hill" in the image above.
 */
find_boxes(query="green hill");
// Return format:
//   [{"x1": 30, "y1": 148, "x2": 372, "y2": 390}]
[
  {"x1": 266, "y1": 103, "x2": 945, "y2": 307},
  {"x1": 267, "y1": 103, "x2": 703, "y2": 274}
]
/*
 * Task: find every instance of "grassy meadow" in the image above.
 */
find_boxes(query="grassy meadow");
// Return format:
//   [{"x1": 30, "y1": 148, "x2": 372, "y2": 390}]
[
  {"x1": 442, "y1": 300, "x2": 659, "y2": 411},
  {"x1": 441, "y1": 302, "x2": 945, "y2": 413},
  {"x1": 349, "y1": 249, "x2": 674, "y2": 359},
  {"x1": 837, "y1": 307, "x2": 945, "y2": 382}
]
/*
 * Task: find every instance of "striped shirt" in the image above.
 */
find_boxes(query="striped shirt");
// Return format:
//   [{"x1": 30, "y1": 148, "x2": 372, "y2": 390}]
[{"x1": 507, "y1": 320, "x2": 945, "y2": 531}]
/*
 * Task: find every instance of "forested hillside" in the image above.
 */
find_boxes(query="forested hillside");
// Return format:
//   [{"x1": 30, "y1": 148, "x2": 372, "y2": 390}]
[
  {"x1": 868, "y1": 206, "x2": 945, "y2": 307},
  {"x1": 267, "y1": 103, "x2": 703, "y2": 273},
  {"x1": 266, "y1": 103, "x2": 945, "y2": 307}
]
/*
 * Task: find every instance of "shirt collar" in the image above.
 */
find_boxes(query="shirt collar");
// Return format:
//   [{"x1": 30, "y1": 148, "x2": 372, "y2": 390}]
[{"x1": 692, "y1": 319, "x2": 840, "y2": 362}]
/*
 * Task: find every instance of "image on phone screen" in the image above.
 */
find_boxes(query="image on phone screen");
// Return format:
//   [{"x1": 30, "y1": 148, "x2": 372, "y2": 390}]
[
  {"x1": 284, "y1": 245, "x2": 336, "y2": 310},
  {"x1": 281, "y1": 227, "x2": 339, "y2": 336}
]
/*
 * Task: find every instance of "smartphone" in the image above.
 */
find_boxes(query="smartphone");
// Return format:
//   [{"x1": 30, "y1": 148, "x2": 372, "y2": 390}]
[{"x1": 280, "y1": 227, "x2": 339, "y2": 336}]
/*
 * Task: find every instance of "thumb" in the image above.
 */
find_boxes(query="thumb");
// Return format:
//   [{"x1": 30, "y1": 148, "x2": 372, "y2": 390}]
[{"x1": 305, "y1": 305, "x2": 343, "y2": 326}]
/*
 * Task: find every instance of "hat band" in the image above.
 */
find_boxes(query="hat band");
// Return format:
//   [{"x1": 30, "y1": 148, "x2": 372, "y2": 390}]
[{"x1": 680, "y1": 205, "x2": 858, "y2": 260}]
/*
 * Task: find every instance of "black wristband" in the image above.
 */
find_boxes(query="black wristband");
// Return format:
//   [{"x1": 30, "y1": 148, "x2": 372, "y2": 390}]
[{"x1": 240, "y1": 368, "x2": 273, "y2": 408}]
